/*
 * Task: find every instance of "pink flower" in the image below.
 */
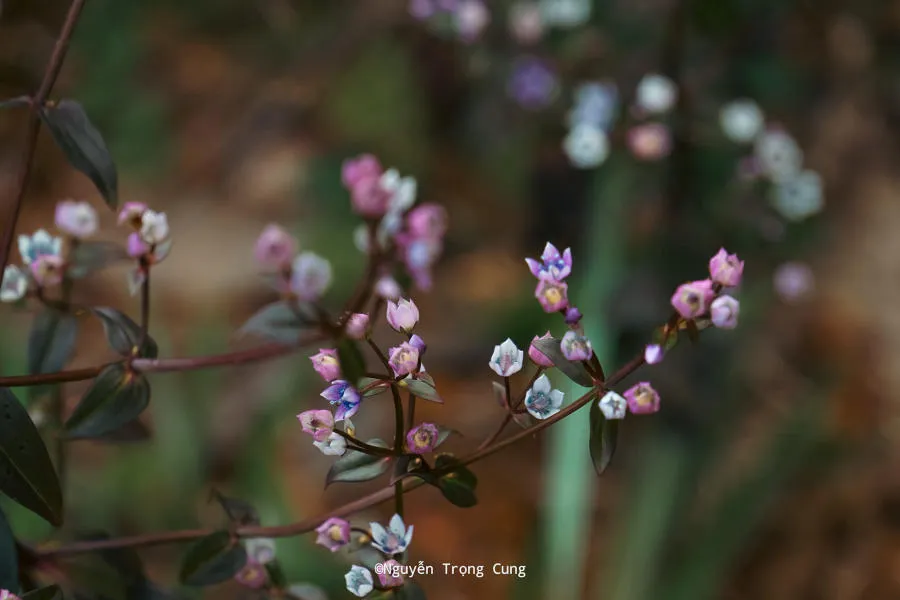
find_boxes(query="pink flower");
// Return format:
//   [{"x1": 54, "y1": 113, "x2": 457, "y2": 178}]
[
  {"x1": 710, "y1": 295, "x2": 740, "y2": 329},
  {"x1": 342, "y1": 154, "x2": 383, "y2": 189},
  {"x1": 117, "y1": 202, "x2": 147, "y2": 229},
  {"x1": 297, "y1": 409, "x2": 334, "y2": 442},
  {"x1": 350, "y1": 176, "x2": 392, "y2": 218},
  {"x1": 235, "y1": 560, "x2": 268, "y2": 589},
  {"x1": 30, "y1": 255, "x2": 64, "y2": 287},
  {"x1": 560, "y1": 331, "x2": 593, "y2": 362},
  {"x1": 406, "y1": 422, "x2": 439, "y2": 454},
  {"x1": 709, "y1": 248, "x2": 744, "y2": 287},
  {"x1": 377, "y1": 559, "x2": 405, "y2": 589},
  {"x1": 388, "y1": 342, "x2": 420, "y2": 378},
  {"x1": 386, "y1": 298, "x2": 419, "y2": 333},
  {"x1": 626, "y1": 123, "x2": 672, "y2": 161},
  {"x1": 254, "y1": 224, "x2": 296, "y2": 270},
  {"x1": 375, "y1": 275, "x2": 403, "y2": 300},
  {"x1": 310, "y1": 349, "x2": 341, "y2": 382},
  {"x1": 405, "y1": 203, "x2": 448, "y2": 239},
  {"x1": 315, "y1": 518, "x2": 351, "y2": 552},
  {"x1": 644, "y1": 344, "x2": 664, "y2": 365},
  {"x1": 670, "y1": 279, "x2": 715, "y2": 319},
  {"x1": 529, "y1": 332, "x2": 555, "y2": 367},
  {"x1": 55, "y1": 200, "x2": 98, "y2": 239},
  {"x1": 624, "y1": 382, "x2": 660, "y2": 415},
  {"x1": 345, "y1": 313, "x2": 370, "y2": 340},
  {"x1": 534, "y1": 278, "x2": 569, "y2": 313},
  {"x1": 127, "y1": 232, "x2": 150, "y2": 258},
  {"x1": 526, "y1": 242, "x2": 572, "y2": 281}
]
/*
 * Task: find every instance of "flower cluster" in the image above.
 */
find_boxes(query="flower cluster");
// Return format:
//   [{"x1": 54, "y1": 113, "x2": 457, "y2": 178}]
[
  {"x1": 254, "y1": 224, "x2": 332, "y2": 301},
  {"x1": 408, "y1": 0, "x2": 490, "y2": 43},
  {"x1": 118, "y1": 202, "x2": 172, "y2": 295}
]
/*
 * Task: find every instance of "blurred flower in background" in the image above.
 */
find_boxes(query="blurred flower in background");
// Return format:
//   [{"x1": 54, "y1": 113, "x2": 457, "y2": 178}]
[
  {"x1": 773, "y1": 261, "x2": 816, "y2": 303},
  {"x1": 539, "y1": 0, "x2": 592, "y2": 28},
  {"x1": 507, "y1": 56, "x2": 559, "y2": 110}
]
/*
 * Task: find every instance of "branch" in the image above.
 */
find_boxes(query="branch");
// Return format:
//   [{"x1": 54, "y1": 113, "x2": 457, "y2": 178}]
[{"x1": 0, "y1": 0, "x2": 87, "y2": 280}]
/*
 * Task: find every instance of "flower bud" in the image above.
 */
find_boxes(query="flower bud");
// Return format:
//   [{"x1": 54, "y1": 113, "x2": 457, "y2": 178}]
[
  {"x1": 386, "y1": 298, "x2": 420, "y2": 333},
  {"x1": 710, "y1": 295, "x2": 740, "y2": 329},
  {"x1": 316, "y1": 518, "x2": 351, "y2": 552},
  {"x1": 406, "y1": 422, "x2": 439, "y2": 454},
  {"x1": 528, "y1": 332, "x2": 555, "y2": 367},
  {"x1": 670, "y1": 279, "x2": 715, "y2": 319},
  {"x1": 342, "y1": 154, "x2": 383, "y2": 190},
  {"x1": 489, "y1": 338, "x2": 524, "y2": 376},
  {"x1": 624, "y1": 382, "x2": 660, "y2": 415},
  {"x1": 139, "y1": 210, "x2": 170, "y2": 245},
  {"x1": 290, "y1": 252, "x2": 332, "y2": 301},
  {"x1": 310, "y1": 349, "x2": 341, "y2": 383},
  {"x1": 709, "y1": 248, "x2": 744, "y2": 287},
  {"x1": 55, "y1": 200, "x2": 98, "y2": 239},
  {"x1": 254, "y1": 224, "x2": 296, "y2": 270},
  {"x1": 534, "y1": 278, "x2": 568, "y2": 313},
  {"x1": 560, "y1": 330, "x2": 592, "y2": 361},
  {"x1": 644, "y1": 344, "x2": 664, "y2": 365},
  {"x1": 345, "y1": 313, "x2": 369, "y2": 340}
]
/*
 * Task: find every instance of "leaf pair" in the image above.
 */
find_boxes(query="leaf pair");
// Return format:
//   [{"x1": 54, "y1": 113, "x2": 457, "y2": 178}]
[{"x1": 589, "y1": 398, "x2": 619, "y2": 476}]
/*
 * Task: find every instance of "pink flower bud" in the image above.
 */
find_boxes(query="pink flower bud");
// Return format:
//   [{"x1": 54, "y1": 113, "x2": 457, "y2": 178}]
[
  {"x1": 350, "y1": 176, "x2": 392, "y2": 218},
  {"x1": 388, "y1": 342, "x2": 420, "y2": 378},
  {"x1": 405, "y1": 203, "x2": 448, "y2": 239},
  {"x1": 310, "y1": 349, "x2": 341, "y2": 382},
  {"x1": 117, "y1": 202, "x2": 147, "y2": 229},
  {"x1": 342, "y1": 154, "x2": 383, "y2": 189},
  {"x1": 254, "y1": 224, "x2": 296, "y2": 270},
  {"x1": 670, "y1": 279, "x2": 715, "y2": 319},
  {"x1": 561, "y1": 330, "x2": 593, "y2": 362},
  {"x1": 644, "y1": 344, "x2": 664, "y2": 365},
  {"x1": 624, "y1": 382, "x2": 660, "y2": 415},
  {"x1": 529, "y1": 332, "x2": 555, "y2": 367},
  {"x1": 386, "y1": 298, "x2": 420, "y2": 333},
  {"x1": 406, "y1": 422, "x2": 439, "y2": 454},
  {"x1": 709, "y1": 248, "x2": 744, "y2": 287},
  {"x1": 55, "y1": 200, "x2": 98, "y2": 239},
  {"x1": 297, "y1": 409, "x2": 335, "y2": 442},
  {"x1": 710, "y1": 295, "x2": 740, "y2": 329},
  {"x1": 377, "y1": 559, "x2": 405, "y2": 589},
  {"x1": 534, "y1": 278, "x2": 569, "y2": 313},
  {"x1": 127, "y1": 232, "x2": 150, "y2": 258},
  {"x1": 626, "y1": 123, "x2": 672, "y2": 161},
  {"x1": 345, "y1": 313, "x2": 369, "y2": 339},
  {"x1": 375, "y1": 275, "x2": 403, "y2": 300},
  {"x1": 29, "y1": 255, "x2": 64, "y2": 287}
]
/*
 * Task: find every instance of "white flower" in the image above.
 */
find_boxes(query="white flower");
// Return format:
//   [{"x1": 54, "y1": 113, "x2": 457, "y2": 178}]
[
  {"x1": 380, "y1": 169, "x2": 417, "y2": 215},
  {"x1": 773, "y1": 261, "x2": 815, "y2": 303},
  {"x1": 245, "y1": 538, "x2": 276, "y2": 564},
  {"x1": 599, "y1": 391, "x2": 626, "y2": 420},
  {"x1": 290, "y1": 252, "x2": 333, "y2": 301},
  {"x1": 454, "y1": 0, "x2": 491, "y2": 42},
  {"x1": 509, "y1": 2, "x2": 544, "y2": 44},
  {"x1": 755, "y1": 128, "x2": 803, "y2": 182},
  {"x1": 489, "y1": 338, "x2": 524, "y2": 377},
  {"x1": 563, "y1": 123, "x2": 609, "y2": 169},
  {"x1": 539, "y1": 0, "x2": 591, "y2": 28},
  {"x1": 55, "y1": 200, "x2": 98, "y2": 239},
  {"x1": 770, "y1": 170, "x2": 823, "y2": 222},
  {"x1": 635, "y1": 74, "x2": 677, "y2": 114},
  {"x1": 18, "y1": 229, "x2": 62, "y2": 265},
  {"x1": 313, "y1": 432, "x2": 346, "y2": 456},
  {"x1": 524, "y1": 374, "x2": 564, "y2": 420},
  {"x1": 568, "y1": 81, "x2": 618, "y2": 130},
  {"x1": 369, "y1": 514, "x2": 414, "y2": 556},
  {"x1": 720, "y1": 99, "x2": 764, "y2": 143},
  {"x1": 375, "y1": 275, "x2": 403, "y2": 300},
  {"x1": 344, "y1": 565, "x2": 374, "y2": 598},
  {"x1": 139, "y1": 210, "x2": 169, "y2": 245},
  {"x1": 0, "y1": 265, "x2": 27, "y2": 303}
]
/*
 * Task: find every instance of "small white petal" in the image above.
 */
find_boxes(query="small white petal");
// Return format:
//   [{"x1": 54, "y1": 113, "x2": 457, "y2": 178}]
[
  {"x1": 532, "y1": 374, "x2": 552, "y2": 394},
  {"x1": 388, "y1": 514, "x2": 407, "y2": 538},
  {"x1": 549, "y1": 389, "x2": 565, "y2": 408}
]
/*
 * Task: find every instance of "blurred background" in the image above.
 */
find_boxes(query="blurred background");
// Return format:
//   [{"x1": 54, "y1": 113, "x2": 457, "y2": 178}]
[{"x1": 1, "y1": 0, "x2": 899, "y2": 598}]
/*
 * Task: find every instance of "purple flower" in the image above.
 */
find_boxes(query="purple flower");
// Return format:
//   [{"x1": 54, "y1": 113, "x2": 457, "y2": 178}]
[
  {"x1": 644, "y1": 344, "x2": 663, "y2": 365},
  {"x1": 524, "y1": 374, "x2": 564, "y2": 419},
  {"x1": 290, "y1": 252, "x2": 332, "y2": 301},
  {"x1": 526, "y1": 242, "x2": 572, "y2": 280},
  {"x1": 377, "y1": 559, "x2": 404, "y2": 588},
  {"x1": 710, "y1": 295, "x2": 740, "y2": 329},
  {"x1": 297, "y1": 409, "x2": 334, "y2": 442},
  {"x1": 388, "y1": 342, "x2": 420, "y2": 378},
  {"x1": 345, "y1": 313, "x2": 370, "y2": 340},
  {"x1": 254, "y1": 224, "x2": 296, "y2": 270},
  {"x1": 55, "y1": 200, "x2": 98, "y2": 239},
  {"x1": 321, "y1": 381, "x2": 361, "y2": 421},
  {"x1": 310, "y1": 349, "x2": 341, "y2": 383},
  {"x1": 507, "y1": 56, "x2": 559, "y2": 110},
  {"x1": 564, "y1": 306, "x2": 582, "y2": 325},
  {"x1": 406, "y1": 422, "x2": 439, "y2": 454},
  {"x1": 315, "y1": 517, "x2": 351, "y2": 552},
  {"x1": 406, "y1": 203, "x2": 448, "y2": 240},
  {"x1": 670, "y1": 279, "x2": 715, "y2": 319},
  {"x1": 528, "y1": 332, "x2": 555, "y2": 367},
  {"x1": 370, "y1": 514, "x2": 414, "y2": 555},
  {"x1": 708, "y1": 248, "x2": 744, "y2": 287},
  {"x1": 409, "y1": 334, "x2": 427, "y2": 353},
  {"x1": 535, "y1": 279, "x2": 569, "y2": 313},
  {"x1": 235, "y1": 560, "x2": 268, "y2": 589},
  {"x1": 560, "y1": 330, "x2": 592, "y2": 361},
  {"x1": 624, "y1": 382, "x2": 660, "y2": 415},
  {"x1": 126, "y1": 232, "x2": 150, "y2": 259},
  {"x1": 490, "y1": 338, "x2": 524, "y2": 376},
  {"x1": 350, "y1": 175, "x2": 392, "y2": 219},
  {"x1": 386, "y1": 298, "x2": 420, "y2": 333},
  {"x1": 342, "y1": 154, "x2": 383, "y2": 189}
]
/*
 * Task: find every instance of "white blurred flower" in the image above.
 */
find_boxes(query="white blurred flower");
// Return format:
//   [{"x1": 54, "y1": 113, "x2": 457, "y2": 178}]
[
  {"x1": 454, "y1": 0, "x2": 490, "y2": 42},
  {"x1": 18, "y1": 229, "x2": 62, "y2": 265},
  {"x1": 313, "y1": 432, "x2": 347, "y2": 456},
  {"x1": 509, "y1": 2, "x2": 543, "y2": 44},
  {"x1": 563, "y1": 123, "x2": 609, "y2": 168},
  {"x1": 773, "y1": 261, "x2": 815, "y2": 303},
  {"x1": 539, "y1": 0, "x2": 591, "y2": 28},
  {"x1": 755, "y1": 128, "x2": 803, "y2": 182},
  {"x1": 635, "y1": 74, "x2": 677, "y2": 114},
  {"x1": 720, "y1": 99, "x2": 765, "y2": 143},
  {"x1": 0, "y1": 266, "x2": 26, "y2": 303},
  {"x1": 139, "y1": 210, "x2": 170, "y2": 245},
  {"x1": 770, "y1": 170, "x2": 824, "y2": 221},
  {"x1": 568, "y1": 81, "x2": 618, "y2": 130}
]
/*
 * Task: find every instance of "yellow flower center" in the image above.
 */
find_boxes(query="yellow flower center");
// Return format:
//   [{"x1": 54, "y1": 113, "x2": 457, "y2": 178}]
[
  {"x1": 328, "y1": 525, "x2": 344, "y2": 541},
  {"x1": 544, "y1": 287, "x2": 561, "y2": 305}
]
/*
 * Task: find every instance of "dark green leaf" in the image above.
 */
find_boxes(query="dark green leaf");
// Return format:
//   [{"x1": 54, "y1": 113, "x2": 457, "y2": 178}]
[
  {"x1": 685, "y1": 319, "x2": 700, "y2": 345},
  {"x1": 0, "y1": 388, "x2": 63, "y2": 525},
  {"x1": 589, "y1": 399, "x2": 618, "y2": 476},
  {"x1": 94, "y1": 418, "x2": 152, "y2": 443},
  {"x1": 434, "y1": 454, "x2": 477, "y2": 508},
  {"x1": 396, "y1": 581, "x2": 428, "y2": 600},
  {"x1": 357, "y1": 378, "x2": 388, "y2": 397},
  {"x1": 40, "y1": 100, "x2": 118, "y2": 208},
  {"x1": 325, "y1": 439, "x2": 392, "y2": 487},
  {"x1": 403, "y1": 378, "x2": 443, "y2": 403},
  {"x1": 74, "y1": 533, "x2": 145, "y2": 587},
  {"x1": 435, "y1": 427, "x2": 458, "y2": 448},
  {"x1": 530, "y1": 338, "x2": 594, "y2": 387},
  {"x1": 64, "y1": 364, "x2": 151, "y2": 439},
  {"x1": 389, "y1": 454, "x2": 434, "y2": 486},
  {"x1": 179, "y1": 531, "x2": 246, "y2": 586},
  {"x1": 239, "y1": 303, "x2": 308, "y2": 344},
  {"x1": 337, "y1": 339, "x2": 366, "y2": 387},
  {"x1": 60, "y1": 554, "x2": 130, "y2": 600},
  {"x1": 27, "y1": 308, "x2": 78, "y2": 381},
  {"x1": 265, "y1": 560, "x2": 288, "y2": 588},
  {"x1": 91, "y1": 307, "x2": 157, "y2": 358},
  {"x1": 0, "y1": 506, "x2": 19, "y2": 591},
  {"x1": 22, "y1": 586, "x2": 63, "y2": 600},
  {"x1": 68, "y1": 242, "x2": 129, "y2": 279},
  {"x1": 0, "y1": 96, "x2": 29, "y2": 110},
  {"x1": 210, "y1": 489, "x2": 260, "y2": 526}
]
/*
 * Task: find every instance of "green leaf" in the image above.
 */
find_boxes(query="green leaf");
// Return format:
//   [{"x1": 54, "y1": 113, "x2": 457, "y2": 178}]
[
  {"x1": 91, "y1": 307, "x2": 158, "y2": 358},
  {"x1": 210, "y1": 489, "x2": 260, "y2": 526},
  {"x1": 64, "y1": 364, "x2": 151, "y2": 439},
  {"x1": 435, "y1": 427, "x2": 458, "y2": 448},
  {"x1": 264, "y1": 560, "x2": 288, "y2": 588},
  {"x1": 179, "y1": 530, "x2": 246, "y2": 586},
  {"x1": 0, "y1": 506, "x2": 19, "y2": 592},
  {"x1": 239, "y1": 303, "x2": 308, "y2": 344},
  {"x1": 27, "y1": 308, "x2": 78, "y2": 377},
  {"x1": 401, "y1": 378, "x2": 443, "y2": 403},
  {"x1": 325, "y1": 439, "x2": 393, "y2": 486},
  {"x1": 389, "y1": 454, "x2": 434, "y2": 486},
  {"x1": 0, "y1": 388, "x2": 63, "y2": 526},
  {"x1": 358, "y1": 377, "x2": 388, "y2": 397},
  {"x1": 40, "y1": 100, "x2": 118, "y2": 208},
  {"x1": 589, "y1": 399, "x2": 618, "y2": 476},
  {"x1": 94, "y1": 418, "x2": 152, "y2": 443},
  {"x1": 434, "y1": 454, "x2": 478, "y2": 508},
  {"x1": 396, "y1": 581, "x2": 428, "y2": 599},
  {"x1": 22, "y1": 586, "x2": 63, "y2": 600},
  {"x1": 0, "y1": 96, "x2": 30, "y2": 110},
  {"x1": 530, "y1": 337, "x2": 594, "y2": 387},
  {"x1": 67, "y1": 241, "x2": 129, "y2": 279},
  {"x1": 337, "y1": 338, "x2": 366, "y2": 387},
  {"x1": 61, "y1": 554, "x2": 130, "y2": 600}
]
